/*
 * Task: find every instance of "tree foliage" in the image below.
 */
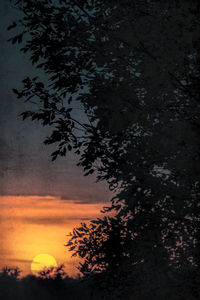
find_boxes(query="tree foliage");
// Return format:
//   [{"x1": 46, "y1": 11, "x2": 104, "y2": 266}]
[{"x1": 9, "y1": 0, "x2": 200, "y2": 298}]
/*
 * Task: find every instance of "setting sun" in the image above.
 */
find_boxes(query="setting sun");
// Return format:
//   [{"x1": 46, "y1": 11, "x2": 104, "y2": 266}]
[{"x1": 31, "y1": 254, "x2": 57, "y2": 275}]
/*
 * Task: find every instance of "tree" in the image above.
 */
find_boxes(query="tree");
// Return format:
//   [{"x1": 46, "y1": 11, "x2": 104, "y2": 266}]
[
  {"x1": 0, "y1": 267, "x2": 21, "y2": 281},
  {"x1": 9, "y1": 0, "x2": 200, "y2": 298}
]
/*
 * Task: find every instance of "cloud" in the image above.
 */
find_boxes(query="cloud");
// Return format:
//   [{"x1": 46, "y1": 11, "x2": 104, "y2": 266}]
[
  {"x1": 60, "y1": 196, "x2": 108, "y2": 204},
  {"x1": 8, "y1": 258, "x2": 32, "y2": 264},
  {"x1": 19, "y1": 215, "x2": 97, "y2": 225},
  {"x1": 22, "y1": 216, "x2": 69, "y2": 225},
  {"x1": 20, "y1": 216, "x2": 92, "y2": 225}
]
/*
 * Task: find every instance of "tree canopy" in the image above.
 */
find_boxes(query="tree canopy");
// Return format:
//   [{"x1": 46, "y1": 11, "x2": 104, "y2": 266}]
[{"x1": 9, "y1": 0, "x2": 200, "y2": 298}]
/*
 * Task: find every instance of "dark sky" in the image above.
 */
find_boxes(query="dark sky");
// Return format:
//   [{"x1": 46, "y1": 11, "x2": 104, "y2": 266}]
[{"x1": 0, "y1": 0, "x2": 111, "y2": 203}]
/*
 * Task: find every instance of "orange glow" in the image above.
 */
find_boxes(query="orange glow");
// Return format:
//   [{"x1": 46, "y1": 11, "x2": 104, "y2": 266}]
[
  {"x1": 0, "y1": 195, "x2": 107, "y2": 277},
  {"x1": 31, "y1": 254, "x2": 57, "y2": 275}
]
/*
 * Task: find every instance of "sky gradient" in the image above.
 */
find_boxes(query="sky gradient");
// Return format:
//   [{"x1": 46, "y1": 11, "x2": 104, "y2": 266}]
[
  {"x1": 0, "y1": 1, "x2": 111, "y2": 276},
  {"x1": 0, "y1": 0, "x2": 110, "y2": 202},
  {"x1": 0, "y1": 195, "x2": 107, "y2": 276}
]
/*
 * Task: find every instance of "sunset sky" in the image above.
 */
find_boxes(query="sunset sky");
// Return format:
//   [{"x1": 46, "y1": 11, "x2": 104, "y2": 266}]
[
  {"x1": 0, "y1": 195, "x2": 107, "y2": 276},
  {"x1": 0, "y1": 1, "x2": 111, "y2": 277}
]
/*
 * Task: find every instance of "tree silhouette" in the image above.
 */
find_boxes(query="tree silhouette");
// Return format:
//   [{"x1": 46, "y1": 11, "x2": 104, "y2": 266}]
[
  {"x1": 0, "y1": 267, "x2": 21, "y2": 280},
  {"x1": 9, "y1": 0, "x2": 200, "y2": 298}
]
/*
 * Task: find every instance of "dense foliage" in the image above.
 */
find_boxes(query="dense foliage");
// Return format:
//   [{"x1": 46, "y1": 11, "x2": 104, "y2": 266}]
[
  {"x1": 9, "y1": 0, "x2": 200, "y2": 298},
  {"x1": 0, "y1": 266, "x2": 102, "y2": 300}
]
